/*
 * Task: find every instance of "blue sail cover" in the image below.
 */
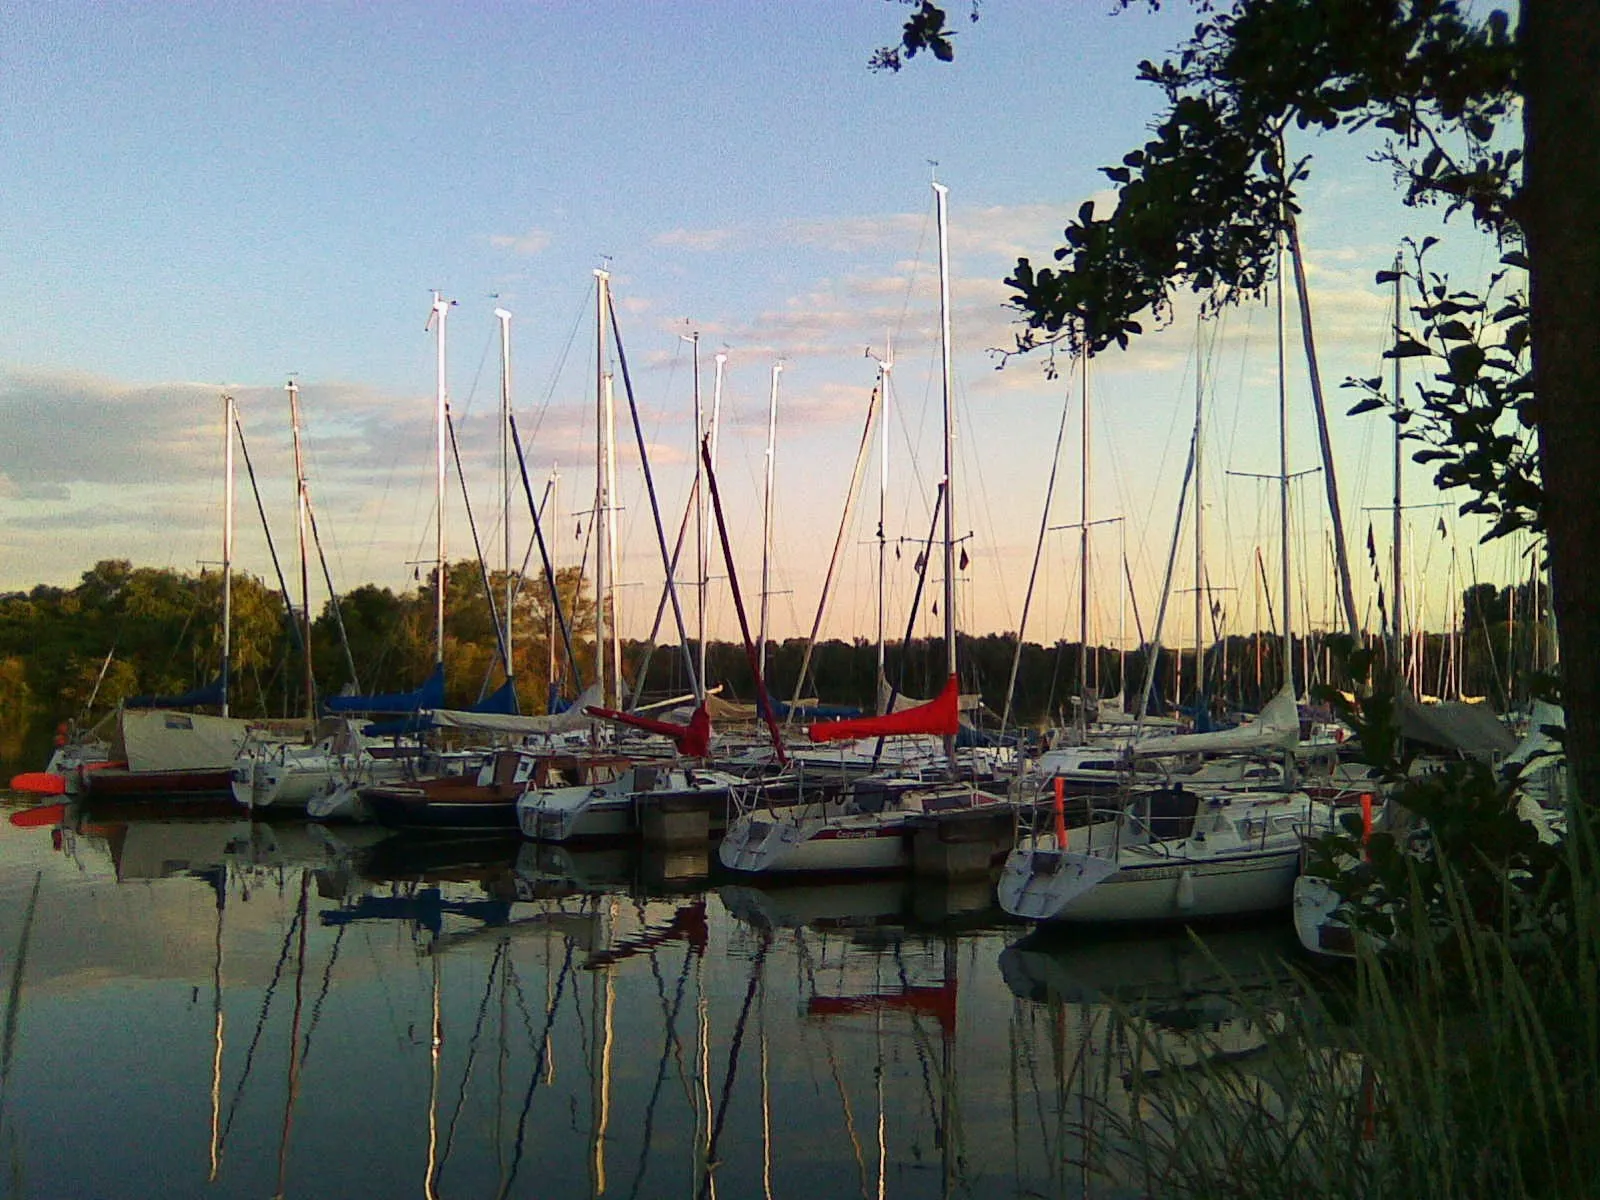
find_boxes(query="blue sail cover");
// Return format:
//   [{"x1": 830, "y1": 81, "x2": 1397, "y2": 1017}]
[
  {"x1": 325, "y1": 665, "x2": 445, "y2": 715},
  {"x1": 361, "y1": 672, "x2": 520, "y2": 737},
  {"x1": 776, "y1": 702, "x2": 862, "y2": 720},
  {"x1": 470, "y1": 678, "x2": 520, "y2": 716},
  {"x1": 125, "y1": 676, "x2": 227, "y2": 710}
]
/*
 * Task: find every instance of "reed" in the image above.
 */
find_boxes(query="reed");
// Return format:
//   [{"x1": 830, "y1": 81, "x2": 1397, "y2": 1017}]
[{"x1": 1070, "y1": 817, "x2": 1600, "y2": 1198}]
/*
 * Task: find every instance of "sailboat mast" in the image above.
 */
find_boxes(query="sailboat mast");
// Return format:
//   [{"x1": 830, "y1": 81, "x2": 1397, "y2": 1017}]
[
  {"x1": 593, "y1": 269, "x2": 610, "y2": 707},
  {"x1": 221, "y1": 392, "x2": 234, "y2": 718},
  {"x1": 429, "y1": 291, "x2": 452, "y2": 670},
  {"x1": 1391, "y1": 252, "x2": 1405, "y2": 684},
  {"x1": 933, "y1": 182, "x2": 957, "y2": 684},
  {"x1": 758, "y1": 363, "x2": 782, "y2": 679},
  {"x1": 1194, "y1": 322, "x2": 1205, "y2": 711},
  {"x1": 603, "y1": 372, "x2": 623, "y2": 703},
  {"x1": 876, "y1": 348, "x2": 891, "y2": 683},
  {"x1": 688, "y1": 331, "x2": 705, "y2": 701},
  {"x1": 496, "y1": 307, "x2": 516, "y2": 688},
  {"x1": 1079, "y1": 348, "x2": 1092, "y2": 713},
  {"x1": 1276, "y1": 233, "x2": 1293, "y2": 684},
  {"x1": 547, "y1": 467, "x2": 559, "y2": 698},
  {"x1": 287, "y1": 380, "x2": 314, "y2": 719},
  {"x1": 933, "y1": 179, "x2": 957, "y2": 764},
  {"x1": 702, "y1": 352, "x2": 726, "y2": 691}
]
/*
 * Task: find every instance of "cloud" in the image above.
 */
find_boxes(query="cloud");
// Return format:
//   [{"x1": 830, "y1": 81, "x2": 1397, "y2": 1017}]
[
  {"x1": 489, "y1": 228, "x2": 552, "y2": 255},
  {"x1": 653, "y1": 227, "x2": 737, "y2": 251},
  {"x1": 0, "y1": 368, "x2": 229, "y2": 490},
  {"x1": 649, "y1": 199, "x2": 1089, "y2": 263},
  {"x1": 784, "y1": 212, "x2": 926, "y2": 253}
]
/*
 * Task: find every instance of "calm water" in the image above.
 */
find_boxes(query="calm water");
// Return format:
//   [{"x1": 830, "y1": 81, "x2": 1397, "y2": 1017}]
[{"x1": 0, "y1": 794, "x2": 1306, "y2": 1199}]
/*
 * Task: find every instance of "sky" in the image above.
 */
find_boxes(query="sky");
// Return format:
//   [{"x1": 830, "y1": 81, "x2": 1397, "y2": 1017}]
[{"x1": 0, "y1": 1, "x2": 1522, "y2": 655}]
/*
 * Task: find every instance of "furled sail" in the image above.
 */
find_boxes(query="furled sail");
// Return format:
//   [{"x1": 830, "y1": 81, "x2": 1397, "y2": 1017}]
[
  {"x1": 424, "y1": 684, "x2": 603, "y2": 736},
  {"x1": 124, "y1": 676, "x2": 227, "y2": 710},
  {"x1": 585, "y1": 703, "x2": 711, "y2": 758},
  {"x1": 808, "y1": 674, "x2": 960, "y2": 743},
  {"x1": 325, "y1": 664, "x2": 445, "y2": 715},
  {"x1": 1130, "y1": 682, "x2": 1300, "y2": 756}
]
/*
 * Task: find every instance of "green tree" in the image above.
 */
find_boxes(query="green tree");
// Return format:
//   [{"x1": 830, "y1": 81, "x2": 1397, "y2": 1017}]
[{"x1": 880, "y1": 0, "x2": 1600, "y2": 808}]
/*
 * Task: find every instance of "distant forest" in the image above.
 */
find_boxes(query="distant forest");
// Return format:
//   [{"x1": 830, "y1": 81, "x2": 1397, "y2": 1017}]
[{"x1": 0, "y1": 558, "x2": 1552, "y2": 767}]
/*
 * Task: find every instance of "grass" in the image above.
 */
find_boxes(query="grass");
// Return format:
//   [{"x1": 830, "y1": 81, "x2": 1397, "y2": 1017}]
[{"x1": 1065, "y1": 819, "x2": 1600, "y2": 1198}]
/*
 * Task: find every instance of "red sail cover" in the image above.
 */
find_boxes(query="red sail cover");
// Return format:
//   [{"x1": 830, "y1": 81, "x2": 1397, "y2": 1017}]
[
  {"x1": 584, "y1": 704, "x2": 711, "y2": 758},
  {"x1": 807, "y1": 674, "x2": 959, "y2": 743}
]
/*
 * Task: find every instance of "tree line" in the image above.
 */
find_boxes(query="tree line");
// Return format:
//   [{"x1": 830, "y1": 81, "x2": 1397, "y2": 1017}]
[{"x1": 0, "y1": 555, "x2": 1547, "y2": 767}]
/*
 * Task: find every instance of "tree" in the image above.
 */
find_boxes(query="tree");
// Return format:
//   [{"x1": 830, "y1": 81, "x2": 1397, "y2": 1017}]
[{"x1": 880, "y1": 0, "x2": 1600, "y2": 809}]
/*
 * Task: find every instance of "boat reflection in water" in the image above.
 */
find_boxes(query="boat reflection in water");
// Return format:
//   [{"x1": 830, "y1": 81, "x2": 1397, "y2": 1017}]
[{"x1": 1, "y1": 799, "x2": 1312, "y2": 1198}]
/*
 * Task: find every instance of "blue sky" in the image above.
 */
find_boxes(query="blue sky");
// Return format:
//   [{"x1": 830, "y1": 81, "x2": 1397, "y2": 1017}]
[{"x1": 0, "y1": 2, "x2": 1518, "y2": 651}]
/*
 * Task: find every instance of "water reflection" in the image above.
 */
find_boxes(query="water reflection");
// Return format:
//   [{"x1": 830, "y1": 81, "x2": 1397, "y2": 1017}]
[{"x1": 0, "y1": 800, "x2": 1310, "y2": 1198}]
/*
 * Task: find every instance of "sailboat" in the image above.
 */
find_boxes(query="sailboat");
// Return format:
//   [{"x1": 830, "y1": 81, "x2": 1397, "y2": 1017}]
[
  {"x1": 718, "y1": 181, "x2": 1009, "y2": 877},
  {"x1": 87, "y1": 394, "x2": 305, "y2": 798},
  {"x1": 998, "y1": 228, "x2": 1333, "y2": 924}
]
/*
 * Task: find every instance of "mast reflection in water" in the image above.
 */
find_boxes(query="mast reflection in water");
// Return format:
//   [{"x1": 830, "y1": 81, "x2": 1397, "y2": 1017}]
[{"x1": 0, "y1": 800, "x2": 1305, "y2": 1197}]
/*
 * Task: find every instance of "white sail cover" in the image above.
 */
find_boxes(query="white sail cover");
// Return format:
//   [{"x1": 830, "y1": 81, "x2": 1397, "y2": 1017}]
[
  {"x1": 117, "y1": 708, "x2": 255, "y2": 772},
  {"x1": 426, "y1": 684, "x2": 603, "y2": 735},
  {"x1": 1130, "y1": 684, "x2": 1301, "y2": 756},
  {"x1": 876, "y1": 671, "x2": 981, "y2": 715}
]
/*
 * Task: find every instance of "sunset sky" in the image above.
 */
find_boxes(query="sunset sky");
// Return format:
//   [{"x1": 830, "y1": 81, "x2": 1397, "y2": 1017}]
[{"x1": 0, "y1": 2, "x2": 1522, "y2": 652}]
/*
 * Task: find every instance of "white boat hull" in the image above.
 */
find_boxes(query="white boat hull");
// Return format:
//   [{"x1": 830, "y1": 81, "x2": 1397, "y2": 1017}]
[
  {"x1": 1001, "y1": 843, "x2": 1300, "y2": 923},
  {"x1": 1291, "y1": 875, "x2": 1357, "y2": 957},
  {"x1": 719, "y1": 812, "x2": 911, "y2": 874},
  {"x1": 520, "y1": 795, "x2": 633, "y2": 843}
]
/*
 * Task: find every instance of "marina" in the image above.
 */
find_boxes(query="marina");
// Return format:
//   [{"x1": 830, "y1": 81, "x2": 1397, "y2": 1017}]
[{"x1": 0, "y1": 796, "x2": 1313, "y2": 1200}]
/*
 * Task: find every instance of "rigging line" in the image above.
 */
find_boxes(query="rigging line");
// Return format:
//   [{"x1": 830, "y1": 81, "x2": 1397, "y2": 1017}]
[
  {"x1": 820, "y1": 1002, "x2": 870, "y2": 1199},
  {"x1": 509, "y1": 411, "x2": 584, "y2": 694},
  {"x1": 273, "y1": 870, "x2": 313, "y2": 1200},
  {"x1": 301, "y1": 479, "x2": 360, "y2": 693},
  {"x1": 952, "y1": 374, "x2": 1013, "y2": 634},
  {"x1": 697, "y1": 934, "x2": 771, "y2": 1200},
  {"x1": 892, "y1": 201, "x2": 935, "y2": 352},
  {"x1": 873, "y1": 482, "x2": 944, "y2": 768},
  {"x1": 790, "y1": 382, "x2": 881, "y2": 713},
  {"x1": 445, "y1": 409, "x2": 513, "y2": 694},
  {"x1": 609, "y1": 290, "x2": 700, "y2": 698},
  {"x1": 437, "y1": 939, "x2": 510, "y2": 1191},
  {"x1": 1003, "y1": 377, "x2": 1075, "y2": 733},
  {"x1": 297, "y1": 924, "x2": 347, "y2": 1072},
  {"x1": 499, "y1": 938, "x2": 577, "y2": 1200},
  {"x1": 703, "y1": 435, "x2": 789, "y2": 761},
  {"x1": 221, "y1": 899, "x2": 304, "y2": 1143},
  {"x1": 454, "y1": 316, "x2": 496, "y2": 427},
  {"x1": 615, "y1": 332, "x2": 687, "y2": 587},
  {"x1": 527, "y1": 285, "x2": 594, "y2": 448},
  {"x1": 502, "y1": 954, "x2": 542, "y2": 1055},
  {"x1": 627, "y1": 479, "x2": 699, "y2": 710},
  {"x1": 625, "y1": 942, "x2": 698, "y2": 1200},
  {"x1": 888, "y1": 941, "x2": 943, "y2": 1146},
  {"x1": 233, "y1": 418, "x2": 304, "y2": 659},
  {"x1": 0, "y1": 871, "x2": 42, "y2": 1117}
]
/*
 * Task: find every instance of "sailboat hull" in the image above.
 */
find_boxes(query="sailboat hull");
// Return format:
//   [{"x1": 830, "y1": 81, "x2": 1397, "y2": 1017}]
[
  {"x1": 999, "y1": 842, "x2": 1301, "y2": 923},
  {"x1": 719, "y1": 811, "x2": 912, "y2": 874}
]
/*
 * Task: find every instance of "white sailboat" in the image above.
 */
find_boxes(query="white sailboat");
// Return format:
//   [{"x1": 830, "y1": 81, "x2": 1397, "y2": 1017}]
[
  {"x1": 717, "y1": 180, "x2": 1008, "y2": 876},
  {"x1": 87, "y1": 394, "x2": 307, "y2": 798},
  {"x1": 998, "y1": 684, "x2": 1329, "y2": 921},
  {"x1": 998, "y1": 227, "x2": 1333, "y2": 924}
]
